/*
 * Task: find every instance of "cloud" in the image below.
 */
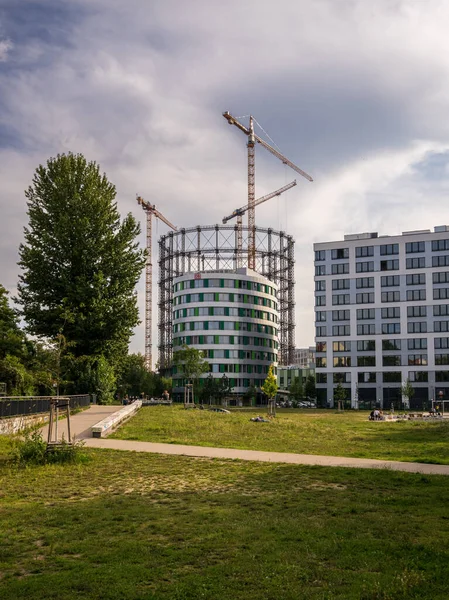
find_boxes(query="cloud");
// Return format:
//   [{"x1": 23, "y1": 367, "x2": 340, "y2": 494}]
[
  {"x1": 0, "y1": 39, "x2": 12, "y2": 61},
  {"x1": 2, "y1": 0, "x2": 449, "y2": 356}
]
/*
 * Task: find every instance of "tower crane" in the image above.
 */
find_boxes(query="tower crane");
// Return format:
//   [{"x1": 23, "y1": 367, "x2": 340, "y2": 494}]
[
  {"x1": 223, "y1": 111, "x2": 313, "y2": 269},
  {"x1": 137, "y1": 196, "x2": 177, "y2": 371},
  {"x1": 222, "y1": 180, "x2": 297, "y2": 265}
]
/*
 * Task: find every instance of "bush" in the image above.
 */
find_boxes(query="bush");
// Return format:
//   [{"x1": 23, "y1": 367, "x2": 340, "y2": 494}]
[{"x1": 12, "y1": 430, "x2": 87, "y2": 466}]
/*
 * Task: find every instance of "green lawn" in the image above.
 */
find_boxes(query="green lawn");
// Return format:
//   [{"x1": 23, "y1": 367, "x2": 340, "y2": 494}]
[
  {"x1": 0, "y1": 441, "x2": 448, "y2": 599},
  {"x1": 111, "y1": 406, "x2": 449, "y2": 464}
]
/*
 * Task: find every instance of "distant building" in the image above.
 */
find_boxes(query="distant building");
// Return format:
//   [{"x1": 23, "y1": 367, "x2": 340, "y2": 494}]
[
  {"x1": 172, "y1": 268, "x2": 279, "y2": 401},
  {"x1": 314, "y1": 225, "x2": 449, "y2": 410},
  {"x1": 277, "y1": 365, "x2": 315, "y2": 398},
  {"x1": 293, "y1": 347, "x2": 316, "y2": 368}
]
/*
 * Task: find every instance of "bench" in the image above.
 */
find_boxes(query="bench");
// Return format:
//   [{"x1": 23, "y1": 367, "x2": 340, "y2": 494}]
[{"x1": 91, "y1": 401, "x2": 142, "y2": 438}]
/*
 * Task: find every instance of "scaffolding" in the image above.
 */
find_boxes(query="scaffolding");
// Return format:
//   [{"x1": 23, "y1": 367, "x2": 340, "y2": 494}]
[{"x1": 158, "y1": 224, "x2": 295, "y2": 372}]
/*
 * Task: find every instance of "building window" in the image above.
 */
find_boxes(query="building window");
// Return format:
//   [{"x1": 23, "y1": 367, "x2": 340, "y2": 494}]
[
  {"x1": 432, "y1": 239, "x2": 449, "y2": 251},
  {"x1": 316, "y1": 327, "x2": 327, "y2": 337},
  {"x1": 356, "y1": 292, "x2": 375, "y2": 304},
  {"x1": 333, "y1": 356, "x2": 351, "y2": 367},
  {"x1": 435, "y1": 337, "x2": 449, "y2": 349},
  {"x1": 407, "y1": 305, "x2": 427, "y2": 317},
  {"x1": 433, "y1": 272, "x2": 449, "y2": 284},
  {"x1": 356, "y1": 277, "x2": 374, "y2": 288},
  {"x1": 406, "y1": 257, "x2": 426, "y2": 269},
  {"x1": 380, "y1": 259, "x2": 399, "y2": 271},
  {"x1": 381, "y1": 275, "x2": 400, "y2": 287},
  {"x1": 331, "y1": 248, "x2": 349, "y2": 260},
  {"x1": 436, "y1": 371, "x2": 449, "y2": 382},
  {"x1": 434, "y1": 305, "x2": 449, "y2": 316},
  {"x1": 407, "y1": 273, "x2": 426, "y2": 285},
  {"x1": 432, "y1": 255, "x2": 449, "y2": 267},
  {"x1": 315, "y1": 295, "x2": 326, "y2": 307},
  {"x1": 405, "y1": 241, "x2": 425, "y2": 253},
  {"x1": 382, "y1": 339, "x2": 401, "y2": 351},
  {"x1": 355, "y1": 246, "x2": 374, "y2": 257},
  {"x1": 407, "y1": 289, "x2": 426, "y2": 301},
  {"x1": 316, "y1": 373, "x2": 327, "y2": 383},
  {"x1": 331, "y1": 263, "x2": 349, "y2": 275},
  {"x1": 332, "y1": 294, "x2": 350, "y2": 305},
  {"x1": 409, "y1": 371, "x2": 428, "y2": 382},
  {"x1": 315, "y1": 265, "x2": 326, "y2": 276},
  {"x1": 383, "y1": 372, "x2": 401, "y2": 382},
  {"x1": 357, "y1": 324, "x2": 376, "y2": 335},
  {"x1": 407, "y1": 322, "x2": 427, "y2": 333},
  {"x1": 315, "y1": 280, "x2": 326, "y2": 292},
  {"x1": 434, "y1": 321, "x2": 449, "y2": 332},
  {"x1": 315, "y1": 250, "x2": 326, "y2": 261},
  {"x1": 380, "y1": 244, "x2": 399, "y2": 255},
  {"x1": 315, "y1": 311, "x2": 327, "y2": 322},
  {"x1": 381, "y1": 307, "x2": 400, "y2": 319},
  {"x1": 381, "y1": 291, "x2": 400, "y2": 303},
  {"x1": 382, "y1": 323, "x2": 400, "y2": 334},
  {"x1": 332, "y1": 325, "x2": 350, "y2": 336},
  {"x1": 333, "y1": 373, "x2": 350, "y2": 383},
  {"x1": 358, "y1": 372, "x2": 376, "y2": 383},
  {"x1": 332, "y1": 279, "x2": 350, "y2": 290},
  {"x1": 316, "y1": 357, "x2": 327, "y2": 368},
  {"x1": 332, "y1": 310, "x2": 350, "y2": 321},
  {"x1": 383, "y1": 355, "x2": 401, "y2": 366},
  {"x1": 434, "y1": 288, "x2": 449, "y2": 300},
  {"x1": 356, "y1": 261, "x2": 374, "y2": 273},
  {"x1": 357, "y1": 356, "x2": 376, "y2": 367},
  {"x1": 357, "y1": 308, "x2": 375, "y2": 320},
  {"x1": 408, "y1": 354, "x2": 428, "y2": 366},
  {"x1": 435, "y1": 354, "x2": 449, "y2": 365},
  {"x1": 333, "y1": 341, "x2": 351, "y2": 352},
  {"x1": 408, "y1": 338, "x2": 427, "y2": 350},
  {"x1": 316, "y1": 342, "x2": 327, "y2": 352},
  {"x1": 357, "y1": 340, "x2": 375, "y2": 351}
]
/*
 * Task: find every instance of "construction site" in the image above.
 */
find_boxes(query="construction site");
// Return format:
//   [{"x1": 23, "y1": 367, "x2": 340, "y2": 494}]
[{"x1": 137, "y1": 112, "x2": 312, "y2": 392}]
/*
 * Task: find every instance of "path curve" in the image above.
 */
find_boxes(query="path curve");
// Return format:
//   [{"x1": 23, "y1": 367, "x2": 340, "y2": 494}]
[{"x1": 84, "y1": 437, "x2": 449, "y2": 475}]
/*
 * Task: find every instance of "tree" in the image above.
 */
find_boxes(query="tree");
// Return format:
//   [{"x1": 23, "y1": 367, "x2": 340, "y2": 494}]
[
  {"x1": 262, "y1": 364, "x2": 278, "y2": 417},
  {"x1": 243, "y1": 382, "x2": 257, "y2": 406},
  {"x1": 304, "y1": 375, "x2": 316, "y2": 400},
  {"x1": 334, "y1": 383, "x2": 347, "y2": 410},
  {"x1": 289, "y1": 376, "x2": 304, "y2": 406},
  {"x1": 17, "y1": 153, "x2": 146, "y2": 368},
  {"x1": 173, "y1": 344, "x2": 209, "y2": 384},
  {"x1": 401, "y1": 378, "x2": 414, "y2": 410},
  {"x1": 215, "y1": 374, "x2": 233, "y2": 406}
]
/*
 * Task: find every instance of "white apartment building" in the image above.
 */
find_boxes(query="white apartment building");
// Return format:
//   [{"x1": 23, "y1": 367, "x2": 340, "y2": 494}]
[{"x1": 314, "y1": 226, "x2": 449, "y2": 409}]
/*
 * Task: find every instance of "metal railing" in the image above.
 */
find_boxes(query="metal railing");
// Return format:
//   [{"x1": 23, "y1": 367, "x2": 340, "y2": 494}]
[{"x1": 0, "y1": 395, "x2": 91, "y2": 418}]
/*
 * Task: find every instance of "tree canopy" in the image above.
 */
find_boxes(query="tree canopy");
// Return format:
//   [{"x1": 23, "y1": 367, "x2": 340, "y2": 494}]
[
  {"x1": 17, "y1": 153, "x2": 146, "y2": 365},
  {"x1": 173, "y1": 344, "x2": 209, "y2": 383}
]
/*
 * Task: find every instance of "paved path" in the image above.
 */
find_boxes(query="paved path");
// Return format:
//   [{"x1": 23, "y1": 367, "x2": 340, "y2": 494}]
[
  {"x1": 44, "y1": 407, "x2": 449, "y2": 476},
  {"x1": 40, "y1": 405, "x2": 118, "y2": 442}
]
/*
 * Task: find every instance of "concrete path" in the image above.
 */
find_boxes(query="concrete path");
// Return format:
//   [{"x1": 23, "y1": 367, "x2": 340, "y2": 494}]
[
  {"x1": 43, "y1": 406, "x2": 449, "y2": 476},
  {"x1": 83, "y1": 437, "x2": 449, "y2": 476},
  {"x1": 40, "y1": 404, "x2": 118, "y2": 442}
]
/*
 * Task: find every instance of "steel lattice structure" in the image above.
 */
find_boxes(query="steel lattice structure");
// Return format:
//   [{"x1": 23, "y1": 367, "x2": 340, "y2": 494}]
[{"x1": 158, "y1": 224, "x2": 295, "y2": 372}]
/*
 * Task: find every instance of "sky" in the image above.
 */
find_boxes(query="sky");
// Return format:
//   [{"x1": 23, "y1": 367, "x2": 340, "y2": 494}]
[{"x1": 2, "y1": 0, "x2": 449, "y2": 358}]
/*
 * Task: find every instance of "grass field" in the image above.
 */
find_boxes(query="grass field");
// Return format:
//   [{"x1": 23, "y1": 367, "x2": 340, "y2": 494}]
[
  {"x1": 111, "y1": 406, "x2": 449, "y2": 464},
  {"x1": 0, "y1": 438, "x2": 449, "y2": 599}
]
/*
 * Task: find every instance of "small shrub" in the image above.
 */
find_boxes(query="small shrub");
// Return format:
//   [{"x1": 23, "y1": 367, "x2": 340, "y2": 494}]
[{"x1": 12, "y1": 430, "x2": 88, "y2": 466}]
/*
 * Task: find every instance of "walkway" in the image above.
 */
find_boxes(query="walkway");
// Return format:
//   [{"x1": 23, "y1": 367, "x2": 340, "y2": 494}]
[
  {"x1": 40, "y1": 404, "x2": 118, "y2": 442},
  {"x1": 44, "y1": 406, "x2": 449, "y2": 476}
]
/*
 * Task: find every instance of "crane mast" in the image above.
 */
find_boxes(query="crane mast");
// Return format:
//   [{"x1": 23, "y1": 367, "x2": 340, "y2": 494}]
[
  {"x1": 223, "y1": 111, "x2": 312, "y2": 270},
  {"x1": 137, "y1": 196, "x2": 177, "y2": 371}
]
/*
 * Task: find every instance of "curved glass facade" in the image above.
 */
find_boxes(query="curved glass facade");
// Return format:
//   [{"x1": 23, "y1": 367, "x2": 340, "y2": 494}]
[{"x1": 172, "y1": 269, "x2": 279, "y2": 395}]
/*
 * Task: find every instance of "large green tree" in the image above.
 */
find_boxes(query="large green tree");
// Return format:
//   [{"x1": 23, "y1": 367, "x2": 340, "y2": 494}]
[{"x1": 17, "y1": 153, "x2": 146, "y2": 365}]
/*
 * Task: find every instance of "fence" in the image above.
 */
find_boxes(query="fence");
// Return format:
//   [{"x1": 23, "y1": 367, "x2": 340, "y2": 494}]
[{"x1": 0, "y1": 395, "x2": 91, "y2": 418}]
